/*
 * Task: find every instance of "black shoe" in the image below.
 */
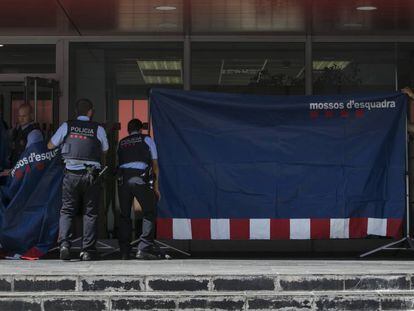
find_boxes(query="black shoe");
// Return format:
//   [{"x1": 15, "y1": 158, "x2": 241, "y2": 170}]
[
  {"x1": 80, "y1": 251, "x2": 95, "y2": 261},
  {"x1": 59, "y1": 246, "x2": 70, "y2": 261},
  {"x1": 136, "y1": 249, "x2": 160, "y2": 260},
  {"x1": 121, "y1": 252, "x2": 130, "y2": 260}
]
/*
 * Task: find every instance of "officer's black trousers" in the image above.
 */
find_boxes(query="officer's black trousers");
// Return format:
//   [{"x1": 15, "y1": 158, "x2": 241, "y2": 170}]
[
  {"x1": 118, "y1": 171, "x2": 156, "y2": 254},
  {"x1": 59, "y1": 171, "x2": 100, "y2": 251}
]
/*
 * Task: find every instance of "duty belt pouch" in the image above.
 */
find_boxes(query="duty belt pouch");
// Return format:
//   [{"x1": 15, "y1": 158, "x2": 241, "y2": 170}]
[
  {"x1": 85, "y1": 166, "x2": 99, "y2": 185},
  {"x1": 117, "y1": 169, "x2": 124, "y2": 186}
]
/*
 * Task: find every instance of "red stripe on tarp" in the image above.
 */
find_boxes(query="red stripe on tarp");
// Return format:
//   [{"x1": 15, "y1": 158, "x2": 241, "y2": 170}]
[
  {"x1": 324, "y1": 110, "x2": 334, "y2": 118},
  {"x1": 311, "y1": 219, "x2": 330, "y2": 239},
  {"x1": 310, "y1": 111, "x2": 319, "y2": 119},
  {"x1": 270, "y1": 219, "x2": 290, "y2": 239},
  {"x1": 386, "y1": 218, "x2": 403, "y2": 238},
  {"x1": 157, "y1": 217, "x2": 398, "y2": 240},
  {"x1": 156, "y1": 218, "x2": 173, "y2": 239},
  {"x1": 191, "y1": 218, "x2": 211, "y2": 240},
  {"x1": 15, "y1": 170, "x2": 24, "y2": 180},
  {"x1": 20, "y1": 247, "x2": 44, "y2": 260},
  {"x1": 355, "y1": 109, "x2": 364, "y2": 118},
  {"x1": 230, "y1": 219, "x2": 249, "y2": 240},
  {"x1": 349, "y1": 218, "x2": 368, "y2": 238},
  {"x1": 340, "y1": 110, "x2": 349, "y2": 118}
]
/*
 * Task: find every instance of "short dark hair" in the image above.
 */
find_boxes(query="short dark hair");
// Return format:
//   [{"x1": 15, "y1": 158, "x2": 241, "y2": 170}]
[
  {"x1": 75, "y1": 98, "x2": 94, "y2": 116},
  {"x1": 128, "y1": 119, "x2": 143, "y2": 133}
]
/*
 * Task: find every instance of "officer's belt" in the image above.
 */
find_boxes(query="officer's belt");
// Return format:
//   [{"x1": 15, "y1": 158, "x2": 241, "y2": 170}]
[
  {"x1": 119, "y1": 168, "x2": 146, "y2": 175},
  {"x1": 65, "y1": 169, "x2": 88, "y2": 175}
]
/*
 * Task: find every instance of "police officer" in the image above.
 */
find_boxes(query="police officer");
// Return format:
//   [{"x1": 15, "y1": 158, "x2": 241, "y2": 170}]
[
  {"x1": 117, "y1": 119, "x2": 161, "y2": 260},
  {"x1": 48, "y1": 99, "x2": 109, "y2": 261},
  {"x1": 9, "y1": 104, "x2": 43, "y2": 167}
]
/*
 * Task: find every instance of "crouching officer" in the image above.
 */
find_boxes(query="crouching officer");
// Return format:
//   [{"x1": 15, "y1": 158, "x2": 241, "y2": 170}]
[
  {"x1": 48, "y1": 99, "x2": 109, "y2": 261},
  {"x1": 117, "y1": 119, "x2": 161, "y2": 260}
]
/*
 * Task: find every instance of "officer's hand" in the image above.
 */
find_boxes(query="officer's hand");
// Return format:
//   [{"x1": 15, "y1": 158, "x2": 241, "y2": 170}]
[
  {"x1": 402, "y1": 87, "x2": 414, "y2": 99},
  {"x1": 154, "y1": 186, "x2": 161, "y2": 201}
]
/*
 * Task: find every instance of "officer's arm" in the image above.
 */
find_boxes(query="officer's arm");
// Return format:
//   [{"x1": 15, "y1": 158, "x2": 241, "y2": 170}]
[
  {"x1": 48, "y1": 123, "x2": 67, "y2": 150},
  {"x1": 98, "y1": 126, "x2": 109, "y2": 166},
  {"x1": 403, "y1": 88, "x2": 414, "y2": 135},
  {"x1": 152, "y1": 159, "x2": 160, "y2": 198}
]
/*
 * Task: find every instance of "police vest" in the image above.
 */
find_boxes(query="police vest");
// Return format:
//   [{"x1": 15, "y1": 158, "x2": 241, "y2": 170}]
[
  {"x1": 118, "y1": 134, "x2": 152, "y2": 166},
  {"x1": 10, "y1": 123, "x2": 41, "y2": 166},
  {"x1": 62, "y1": 120, "x2": 102, "y2": 162}
]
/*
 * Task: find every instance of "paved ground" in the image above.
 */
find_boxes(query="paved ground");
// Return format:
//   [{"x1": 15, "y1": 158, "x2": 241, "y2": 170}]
[{"x1": 1, "y1": 259, "x2": 414, "y2": 276}]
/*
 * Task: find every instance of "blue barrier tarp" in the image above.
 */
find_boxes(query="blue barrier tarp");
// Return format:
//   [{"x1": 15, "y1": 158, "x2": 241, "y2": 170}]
[
  {"x1": 0, "y1": 142, "x2": 63, "y2": 258},
  {"x1": 150, "y1": 89, "x2": 406, "y2": 240}
]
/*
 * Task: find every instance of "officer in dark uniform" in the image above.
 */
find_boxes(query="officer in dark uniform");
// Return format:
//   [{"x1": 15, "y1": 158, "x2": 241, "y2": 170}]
[
  {"x1": 9, "y1": 104, "x2": 43, "y2": 167},
  {"x1": 48, "y1": 99, "x2": 109, "y2": 261},
  {"x1": 117, "y1": 119, "x2": 161, "y2": 260}
]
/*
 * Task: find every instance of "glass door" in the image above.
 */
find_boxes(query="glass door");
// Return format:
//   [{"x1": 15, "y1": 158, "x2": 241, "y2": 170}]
[
  {"x1": 118, "y1": 99, "x2": 151, "y2": 139},
  {"x1": 24, "y1": 76, "x2": 59, "y2": 141}
]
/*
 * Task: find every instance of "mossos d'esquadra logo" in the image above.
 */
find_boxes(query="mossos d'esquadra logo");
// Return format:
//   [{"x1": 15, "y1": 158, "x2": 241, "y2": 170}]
[
  {"x1": 309, "y1": 99, "x2": 396, "y2": 111},
  {"x1": 11, "y1": 149, "x2": 59, "y2": 178}
]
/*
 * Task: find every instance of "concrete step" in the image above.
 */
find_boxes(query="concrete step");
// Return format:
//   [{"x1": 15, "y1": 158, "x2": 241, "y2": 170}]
[
  {"x1": 1, "y1": 273, "x2": 413, "y2": 293},
  {"x1": 3, "y1": 260, "x2": 414, "y2": 310},
  {"x1": 1, "y1": 290, "x2": 414, "y2": 310}
]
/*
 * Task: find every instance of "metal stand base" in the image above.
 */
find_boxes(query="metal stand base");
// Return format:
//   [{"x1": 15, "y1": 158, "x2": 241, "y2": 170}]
[
  {"x1": 360, "y1": 236, "x2": 414, "y2": 258},
  {"x1": 49, "y1": 238, "x2": 118, "y2": 255}
]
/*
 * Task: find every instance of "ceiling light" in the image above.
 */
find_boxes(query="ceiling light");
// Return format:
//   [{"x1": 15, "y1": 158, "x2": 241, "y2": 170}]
[
  {"x1": 136, "y1": 60, "x2": 182, "y2": 85},
  {"x1": 313, "y1": 60, "x2": 351, "y2": 71},
  {"x1": 356, "y1": 6, "x2": 377, "y2": 11},
  {"x1": 144, "y1": 76, "x2": 181, "y2": 84},
  {"x1": 137, "y1": 60, "x2": 181, "y2": 71},
  {"x1": 155, "y1": 6, "x2": 177, "y2": 11}
]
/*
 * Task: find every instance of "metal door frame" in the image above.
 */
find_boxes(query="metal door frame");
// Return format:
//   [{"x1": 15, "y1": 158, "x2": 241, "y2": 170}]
[{"x1": 24, "y1": 76, "x2": 60, "y2": 131}]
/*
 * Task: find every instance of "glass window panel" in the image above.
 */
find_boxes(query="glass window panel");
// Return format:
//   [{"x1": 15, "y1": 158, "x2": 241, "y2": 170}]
[
  {"x1": 70, "y1": 42, "x2": 183, "y2": 124},
  {"x1": 0, "y1": 45, "x2": 55, "y2": 74},
  {"x1": 192, "y1": 42, "x2": 305, "y2": 95},
  {"x1": 398, "y1": 44, "x2": 414, "y2": 90},
  {"x1": 313, "y1": 43, "x2": 396, "y2": 95}
]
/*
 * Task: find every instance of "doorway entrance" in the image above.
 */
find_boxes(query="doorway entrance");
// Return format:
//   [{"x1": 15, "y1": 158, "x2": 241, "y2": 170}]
[{"x1": 0, "y1": 76, "x2": 59, "y2": 141}]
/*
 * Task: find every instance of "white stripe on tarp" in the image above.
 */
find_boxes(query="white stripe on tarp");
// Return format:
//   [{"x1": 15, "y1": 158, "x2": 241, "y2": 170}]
[
  {"x1": 330, "y1": 218, "x2": 350, "y2": 239},
  {"x1": 211, "y1": 219, "x2": 230, "y2": 240},
  {"x1": 290, "y1": 219, "x2": 310, "y2": 239},
  {"x1": 367, "y1": 218, "x2": 387, "y2": 236},
  {"x1": 173, "y1": 218, "x2": 192, "y2": 239},
  {"x1": 249, "y1": 219, "x2": 270, "y2": 240}
]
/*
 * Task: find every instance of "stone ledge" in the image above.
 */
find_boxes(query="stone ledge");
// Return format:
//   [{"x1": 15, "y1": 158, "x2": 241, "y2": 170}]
[
  {"x1": 1, "y1": 290, "x2": 414, "y2": 310},
  {"x1": 13, "y1": 276, "x2": 77, "y2": 292},
  {"x1": 0, "y1": 274, "x2": 413, "y2": 293},
  {"x1": 81, "y1": 277, "x2": 144, "y2": 292}
]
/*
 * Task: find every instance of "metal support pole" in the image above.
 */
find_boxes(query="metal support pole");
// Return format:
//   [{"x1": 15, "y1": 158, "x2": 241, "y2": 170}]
[{"x1": 360, "y1": 100, "x2": 414, "y2": 257}]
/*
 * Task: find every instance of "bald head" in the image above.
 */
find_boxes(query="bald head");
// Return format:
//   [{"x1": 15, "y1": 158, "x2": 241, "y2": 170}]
[{"x1": 17, "y1": 104, "x2": 33, "y2": 127}]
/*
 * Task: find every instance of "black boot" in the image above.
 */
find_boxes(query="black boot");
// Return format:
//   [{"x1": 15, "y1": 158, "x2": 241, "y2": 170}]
[{"x1": 59, "y1": 246, "x2": 70, "y2": 261}]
